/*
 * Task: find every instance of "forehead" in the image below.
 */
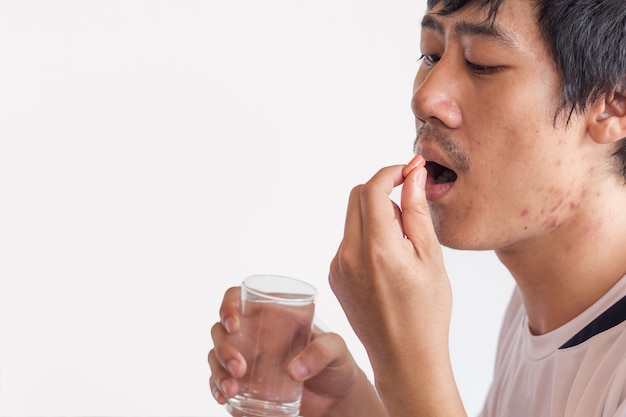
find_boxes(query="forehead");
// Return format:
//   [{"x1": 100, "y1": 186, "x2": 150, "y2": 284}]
[{"x1": 423, "y1": 1, "x2": 544, "y2": 53}]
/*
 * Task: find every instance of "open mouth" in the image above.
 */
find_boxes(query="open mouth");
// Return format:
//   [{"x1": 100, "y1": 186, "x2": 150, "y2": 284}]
[{"x1": 425, "y1": 161, "x2": 457, "y2": 184}]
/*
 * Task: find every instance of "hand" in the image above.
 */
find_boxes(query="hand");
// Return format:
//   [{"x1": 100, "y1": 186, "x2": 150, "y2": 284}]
[
  {"x1": 329, "y1": 157, "x2": 451, "y2": 359},
  {"x1": 329, "y1": 158, "x2": 464, "y2": 416},
  {"x1": 208, "y1": 287, "x2": 386, "y2": 417}
]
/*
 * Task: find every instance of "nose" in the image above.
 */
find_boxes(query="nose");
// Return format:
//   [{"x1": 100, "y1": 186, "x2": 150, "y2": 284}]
[{"x1": 411, "y1": 60, "x2": 462, "y2": 129}]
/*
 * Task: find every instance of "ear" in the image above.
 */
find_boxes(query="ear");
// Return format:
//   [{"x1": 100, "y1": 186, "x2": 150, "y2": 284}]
[{"x1": 588, "y1": 91, "x2": 626, "y2": 144}]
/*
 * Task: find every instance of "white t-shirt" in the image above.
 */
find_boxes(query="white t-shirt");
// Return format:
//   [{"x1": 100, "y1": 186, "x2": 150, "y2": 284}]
[{"x1": 479, "y1": 275, "x2": 626, "y2": 417}]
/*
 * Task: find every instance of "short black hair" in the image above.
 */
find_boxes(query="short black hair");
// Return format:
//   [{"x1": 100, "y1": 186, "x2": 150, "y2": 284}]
[{"x1": 426, "y1": 0, "x2": 626, "y2": 181}]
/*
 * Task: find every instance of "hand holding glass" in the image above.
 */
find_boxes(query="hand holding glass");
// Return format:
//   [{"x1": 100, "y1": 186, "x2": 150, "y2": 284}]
[{"x1": 226, "y1": 274, "x2": 316, "y2": 417}]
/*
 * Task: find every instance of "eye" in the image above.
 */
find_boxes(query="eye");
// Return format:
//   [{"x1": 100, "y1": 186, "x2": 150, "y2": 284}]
[
  {"x1": 419, "y1": 54, "x2": 441, "y2": 67},
  {"x1": 466, "y1": 60, "x2": 502, "y2": 75}
]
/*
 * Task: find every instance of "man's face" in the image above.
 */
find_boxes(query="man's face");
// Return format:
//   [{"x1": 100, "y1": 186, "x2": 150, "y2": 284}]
[{"x1": 412, "y1": 0, "x2": 599, "y2": 252}]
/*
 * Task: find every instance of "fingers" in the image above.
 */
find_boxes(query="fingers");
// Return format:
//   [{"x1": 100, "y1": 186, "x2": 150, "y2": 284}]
[
  {"x1": 401, "y1": 155, "x2": 441, "y2": 256},
  {"x1": 208, "y1": 348, "x2": 237, "y2": 403},
  {"x1": 341, "y1": 164, "x2": 407, "y2": 247},
  {"x1": 210, "y1": 320, "x2": 247, "y2": 375},
  {"x1": 219, "y1": 286, "x2": 241, "y2": 334},
  {"x1": 359, "y1": 165, "x2": 406, "y2": 241},
  {"x1": 330, "y1": 185, "x2": 364, "y2": 290},
  {"x1": 209, "y1": 321, "x2": 247, "y2": 403},
  {"x1": 214, "y1": 286, "x2": 247, "y2": 378},
  {"x1": 209, "y1": 286, "x2": 246, "y2": 403},
  {"x1": 330, "y1": 164, "x2": 408, "y2": 296},
  {"x1": 338, "y1": 184, "x2": 365, "y2": 260},
  {"x1": 287, "y1": 332, "x2": 352, "y2": 383},
  {"x1": 402, "y1": 154, "x2": 425, "y2": 178}
]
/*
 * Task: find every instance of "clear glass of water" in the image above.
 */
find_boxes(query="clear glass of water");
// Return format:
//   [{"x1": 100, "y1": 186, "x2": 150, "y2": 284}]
[{"x1": 226, "y1": 274, "x2": 316, "y2": 417}]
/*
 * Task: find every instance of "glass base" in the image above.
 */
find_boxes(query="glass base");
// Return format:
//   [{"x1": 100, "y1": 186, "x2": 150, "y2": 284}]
[{"x1": 226, "y1": 395, "x2": 300, "y2": 417}]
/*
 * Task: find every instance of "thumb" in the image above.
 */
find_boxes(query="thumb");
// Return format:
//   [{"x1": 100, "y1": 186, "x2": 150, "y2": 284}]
[
  {"x1": 401, "y1": 157, "x2": 439, "y2": 252},
  {"x1": 287, "y1": 332, "x2": 352, "y2": 382}
]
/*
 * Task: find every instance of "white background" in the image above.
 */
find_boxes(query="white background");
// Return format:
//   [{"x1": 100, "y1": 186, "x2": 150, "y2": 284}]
[{"x1": 0, "y1": 1, "x2": 514, "y2": 416}]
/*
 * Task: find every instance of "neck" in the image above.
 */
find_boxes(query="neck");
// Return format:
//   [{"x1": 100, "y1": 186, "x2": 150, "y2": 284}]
[{"x1": 495, "y1": 183, "x2": 626, "y2": 335}]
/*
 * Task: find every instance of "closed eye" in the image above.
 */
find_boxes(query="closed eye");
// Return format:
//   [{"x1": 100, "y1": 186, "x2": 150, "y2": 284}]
[
  {"x1": 419, "y1": 54, "x2": 441, "y2": 67},
  {"x1": 466, "y1": 60, "x2": 502, "y2": 75},
  {"x1": 420, "y1": 54, "x2": 501, "y2": 76}
]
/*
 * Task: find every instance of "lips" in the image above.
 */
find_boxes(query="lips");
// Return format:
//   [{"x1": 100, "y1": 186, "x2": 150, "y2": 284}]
[
  {"x1": 426, "y1": 161, "x2": 458, "y2": 184},
  {"x1": 423, "y1": 159, "x2": 457, "y2": 201},
  {"x1": 415, "y1": 137, "x2": 463, "y2": 201}
]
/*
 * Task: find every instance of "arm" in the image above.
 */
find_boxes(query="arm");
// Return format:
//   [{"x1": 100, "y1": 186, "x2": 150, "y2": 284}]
[{"x1": 328, "y1": 158, "x2": 467, "y2": 417}]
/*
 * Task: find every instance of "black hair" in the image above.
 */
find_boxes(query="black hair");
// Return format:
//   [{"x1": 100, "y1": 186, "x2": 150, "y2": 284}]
[{"x1": 426, "y1": 0, "x2": 626, "y2": 181}]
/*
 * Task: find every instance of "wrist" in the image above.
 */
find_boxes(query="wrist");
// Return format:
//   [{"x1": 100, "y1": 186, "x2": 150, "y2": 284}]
[{"x1": 371, "y1": 344, "x2": 467, "y2": 417}]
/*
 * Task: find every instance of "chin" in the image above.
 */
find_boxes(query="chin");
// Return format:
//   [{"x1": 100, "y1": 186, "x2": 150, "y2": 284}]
[{"x1": 431, "y1": 214, "x2": 497, "y2": 251}]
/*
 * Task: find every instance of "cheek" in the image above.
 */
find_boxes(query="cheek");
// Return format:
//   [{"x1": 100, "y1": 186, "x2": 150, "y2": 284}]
[{"x1": 515, "y1": 183, "x2": 591, "y2": 236}]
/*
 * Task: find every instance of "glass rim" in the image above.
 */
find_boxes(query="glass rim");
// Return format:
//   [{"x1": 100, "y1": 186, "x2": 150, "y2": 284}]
[{"x1": 242, "y1": 274, "x2": 316, "y2": 303}]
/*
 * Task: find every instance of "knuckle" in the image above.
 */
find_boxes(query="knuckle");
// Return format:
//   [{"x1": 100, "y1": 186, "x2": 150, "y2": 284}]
[
  {"x1": 219, "y1": 287, "x2": 241, "y2": 314},
  {"x1": 338, "y1": 243, "x2": 361, "y2": 273},
  {"x1": 207, "y1": 349, "x2": 222, "y2": 375},
  {"x1": 307, "y1": 332, "x2": 348, "y2": 368},
  {"x1": 308, "y1": 337, "x2": 333, "y2": 364},
  {"x1": 207, "y1": 348, "x2": 217, "y2": 368},
  {"x1": 359, "y1": 180, "x2": 376, "y2": 199},
  {"x1": 325, "y1": 331, "x2": 348, "y2": 351},
  {"x1": 349, "y1": 184, "x2": 364, "y2": 199},
  {"x1": 329, "y1": 246, "x2": 361, "y2": 291},
  {"x1": 224, "y1": 286, "x2": 240, "y2": 298}
]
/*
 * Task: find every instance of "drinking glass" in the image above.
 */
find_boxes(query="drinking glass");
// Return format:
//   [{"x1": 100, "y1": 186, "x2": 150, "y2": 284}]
[{"x1": 226, "y1": 274, "x2": 316, "y2": 417}]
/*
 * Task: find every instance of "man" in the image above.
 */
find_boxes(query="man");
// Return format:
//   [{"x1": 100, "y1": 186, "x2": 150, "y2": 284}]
[{"x1": 209, "y1": 0, "x2": 626, "y2": 415}]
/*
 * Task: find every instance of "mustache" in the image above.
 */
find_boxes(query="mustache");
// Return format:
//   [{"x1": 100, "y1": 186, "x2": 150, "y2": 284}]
[{"x1": 414, "y1": 125, "x2": 470, "y2": 174}]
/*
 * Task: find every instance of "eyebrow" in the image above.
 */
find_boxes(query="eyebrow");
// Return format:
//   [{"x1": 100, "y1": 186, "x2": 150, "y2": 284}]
[{"x1": 421, "y1": 14, "x2": 519, "y2": 48}]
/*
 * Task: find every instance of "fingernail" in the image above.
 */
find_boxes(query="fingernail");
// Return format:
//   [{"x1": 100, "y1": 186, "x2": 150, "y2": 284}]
[
  {"x1": 221, "y1": 378, "x2": 236, "y2": 396},
  {"x1": 223, "y1": 316, "x2": 235, "y2": 334},
  {"x1": 211, "y1": 385, "x2": 221, "y2": 400},
  {"x1": 226, "y1": 359, "x2": 239, "y2": 375},
  {"x1": 289, "y1": 359, "x2": 310, "y2": 381},
  {"x1": 219, "y1": 379, "x2": 228, "y2": 394}
]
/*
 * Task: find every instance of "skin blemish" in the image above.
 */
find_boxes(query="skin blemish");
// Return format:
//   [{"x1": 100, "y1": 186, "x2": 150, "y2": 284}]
[
  {"x1": 550, "y1": 198, "x2": 564, "y2": 213},
  {"x1": 542, "y1": 217, "x2": 559, "y2": 229},
  {"x1": 570, "y1": 201, "x2": 579, "y2": 209},
  {"x1": 521, "y1": 208, "x2": 530, "y2": 217}
]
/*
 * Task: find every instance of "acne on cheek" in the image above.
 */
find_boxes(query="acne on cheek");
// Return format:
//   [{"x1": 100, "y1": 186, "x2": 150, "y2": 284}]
[
  {"x1": 550, "y1": 198, "x2": 565, "y2": 213},
  {"x1": 549, "y1": 192, "x2": 591, "y2": 229},
  {"x1": 543, "y1": 217, "x2": 560, "y2": 229},
  {"x1": 522, "y1": 188, "x2": 584, "y2": 230},
  {"x1": 546, "y1": 187, "x2": 576, "y2": 213}
]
